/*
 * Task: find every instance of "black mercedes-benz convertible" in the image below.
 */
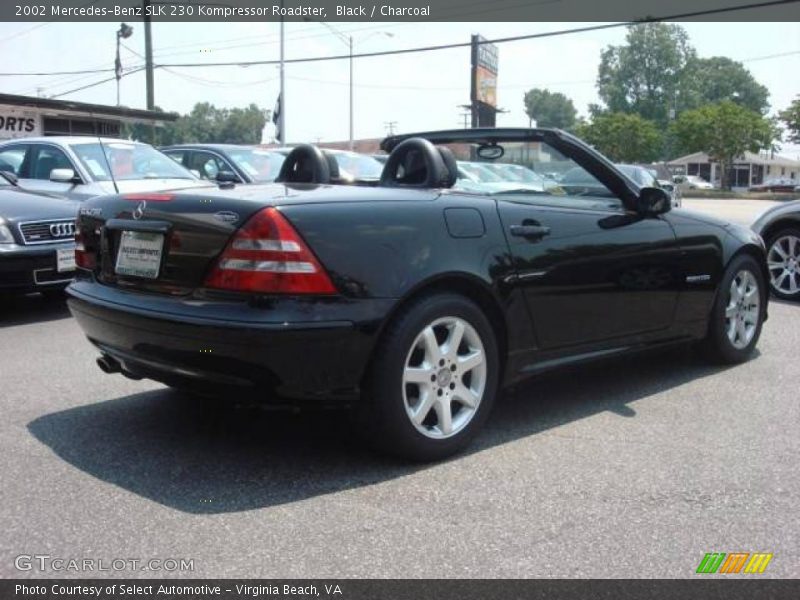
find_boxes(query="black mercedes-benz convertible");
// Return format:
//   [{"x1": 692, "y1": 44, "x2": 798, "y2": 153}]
[{"x1": 67, "y1": 128, "x2": 768, "y2": 460}]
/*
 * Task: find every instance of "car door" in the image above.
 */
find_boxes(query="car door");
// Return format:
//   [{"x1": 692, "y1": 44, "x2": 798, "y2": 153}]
[
  {"x1": 17, "y1": 143, "x2": 85, "y2": 199},
  {"x1": 495, "y1": 147, "x2": 682, "y2": 351}
]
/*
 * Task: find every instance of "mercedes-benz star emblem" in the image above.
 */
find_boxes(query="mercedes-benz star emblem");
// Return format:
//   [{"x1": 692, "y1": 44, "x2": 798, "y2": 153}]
[{"x1": 132, "y1": 201, "x2": 147, "y2": 220}]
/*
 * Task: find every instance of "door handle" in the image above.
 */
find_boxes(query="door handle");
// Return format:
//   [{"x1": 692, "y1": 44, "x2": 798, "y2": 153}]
[{"x1": 510, "y1": 224, "x2": 551, "y2": 240}]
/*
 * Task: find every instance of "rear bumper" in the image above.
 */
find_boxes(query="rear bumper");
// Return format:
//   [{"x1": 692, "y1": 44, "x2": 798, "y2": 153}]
[
  {"x1": 0, "y1": 243, "x2": 75, "y2": 292},
  {"x1": 67, "y1": 281, "x2": 393, "y2": 401}
]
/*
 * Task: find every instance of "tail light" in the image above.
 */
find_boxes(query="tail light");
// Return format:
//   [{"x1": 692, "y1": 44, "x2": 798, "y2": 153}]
[
  {"x1": 204, "y1": 207, "x2": 336, "y2": 295},
  {"x1": 75, "y1": 230, "x2": 96, "y2": 270}
]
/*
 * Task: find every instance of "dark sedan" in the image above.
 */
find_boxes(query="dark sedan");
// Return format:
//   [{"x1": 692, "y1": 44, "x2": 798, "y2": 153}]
[
  {"x1": 749, "y1": 177, "x2": 798, "y2": 193},
  {"x1": 67, "y1": 128, "x2": 768, "y2": 460},
  {"x1": 0, "y1": 172, "x2": 78, "y2": 294}
]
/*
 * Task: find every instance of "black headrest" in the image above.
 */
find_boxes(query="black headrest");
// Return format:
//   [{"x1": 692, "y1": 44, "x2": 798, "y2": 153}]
[
  {"x1": 275, "y1": 144, "x2": 331, "y2": 184},
  {"x1": 379, "y1": 137, "x2": 448, "y2": 188},
  {"x1": 437, "y1": 146, "x2": 458, "y2": 188}
]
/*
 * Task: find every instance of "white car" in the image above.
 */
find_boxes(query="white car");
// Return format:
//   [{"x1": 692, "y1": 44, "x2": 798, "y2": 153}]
[
  {"x1": 0, "y1": 137, "x2": 210, "y2": 201},
  {"x1": 673, "y1": 174, "x2": 714, "y2": 191}
]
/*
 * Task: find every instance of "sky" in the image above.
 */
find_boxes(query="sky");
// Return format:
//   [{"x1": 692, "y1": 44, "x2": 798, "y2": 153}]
[{"x1": 1, "y1": 21, "x2": 799, "y2": 156}]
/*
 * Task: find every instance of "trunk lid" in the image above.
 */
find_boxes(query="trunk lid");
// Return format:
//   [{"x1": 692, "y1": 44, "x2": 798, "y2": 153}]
[{"x1": 76, "y1": 183, "x2": 438, "y2": 295}]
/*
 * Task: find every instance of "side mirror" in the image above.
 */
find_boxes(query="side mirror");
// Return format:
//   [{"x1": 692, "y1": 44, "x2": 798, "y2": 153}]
[
  {"x1": 50, "y1": 168, "x2": 79, "y2": 184},
  {"x1": 636, "y1": 186, "x2": 671, "y2": 216},
  {"x1": 216, "y1": 170, "x2": 239, "y2": 183}
]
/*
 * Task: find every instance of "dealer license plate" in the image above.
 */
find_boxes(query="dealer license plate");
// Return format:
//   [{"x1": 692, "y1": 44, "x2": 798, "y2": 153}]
[
  {"x1": 56, "y1": 247, "x2": 76, "y2": 273},
  {"x1": 115, "y1": 231, "x2": 164, "y2": 279}
]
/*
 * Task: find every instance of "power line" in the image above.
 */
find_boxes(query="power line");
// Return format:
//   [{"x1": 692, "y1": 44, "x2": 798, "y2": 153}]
[
  {"x1": 0, "y1": 1, "x2": 98, "y2": 46},
  {"x1": 741, "y1": 50, "x2": 800, "y2": 62},
  {"x1": 29, "y1": 0, "x2": 799, "y2": 100},
  {"x1": 153, "y1": 1, "x2": 800, "y2": 70},
  {"x1": 0, "y1": 67, "x2": 116, "y2": 77},
  {"x1": 4, "y1": 1, "x2": 797, "y2": 79},
  {"x1": 49, "y1": 66, "x2": 146, "y2": 99}
]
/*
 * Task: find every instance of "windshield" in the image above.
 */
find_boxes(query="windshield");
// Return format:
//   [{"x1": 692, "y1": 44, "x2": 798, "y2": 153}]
[
  {"x1": 458, "y1": 162, "x2": 504, "y2": 182},
  {"x1": 331, "y1": 152, "x2": 384, "y2": 180},
  {"x1": 226, "y1": 148, "x2": 285, "y2": 183},
  {"x1": 404, "y1": 139, "x2": 623, "y2": 205},
  {"x1": 71, "y1": 142, "x2": 195, "y2": 182}
]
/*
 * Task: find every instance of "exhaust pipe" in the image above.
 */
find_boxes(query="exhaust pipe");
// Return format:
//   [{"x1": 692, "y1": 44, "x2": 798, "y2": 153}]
[{"x1": 96, "y1": 355, "x2": 121, "y2": 375}]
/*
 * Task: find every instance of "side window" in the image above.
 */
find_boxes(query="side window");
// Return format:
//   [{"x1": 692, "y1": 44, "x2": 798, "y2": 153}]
[
  {"x1": 187, "y1": 151, "x2": 229, "y2": 180},
  {"x1": 0, "y1": 145, "x2": 28, "y2": 176},
  {"x1": 447, "y1": 141, "x2": 625, "y2": 211},
  {"x1": 29, "y1": 145, "x2": 75, "y2": 180},
  {"x1": 163, "y1": 150, "x2": 186, "y2": 166}
]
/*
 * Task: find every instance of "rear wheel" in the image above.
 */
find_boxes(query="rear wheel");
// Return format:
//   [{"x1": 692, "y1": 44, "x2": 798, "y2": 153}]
[
  {"x1": 765, "y1": 228, "x2": 800, "y2": 300},
  {"x1": 356, "y1": 293, "x2": 499, "y2": 461},
  {"x1": 700, "y1": 254, "x2": 765, "y2": 364}
]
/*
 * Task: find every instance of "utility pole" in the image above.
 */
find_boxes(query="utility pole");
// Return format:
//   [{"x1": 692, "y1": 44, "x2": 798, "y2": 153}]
[
  {"x1": 143, "y1": 0, "x2": 154, "y2": 110},
  {"x1": 384, "y1": 121, "x2": 397, "y2": 136},
  {"x1": 348, "y1": 35, "x2": 353, "y2": 150},
  {"x1": 279, "y1": 1, "x2": 286, "y2": 144},
  {"x1": 115, "y1": 22, "x2": 134, "y2": 106}
]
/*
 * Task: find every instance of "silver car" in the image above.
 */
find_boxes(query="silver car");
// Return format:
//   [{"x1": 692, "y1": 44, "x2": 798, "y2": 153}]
[
  {"x1": 0, "y1": 137, "x2": 209, "y2": 201},
  {"x1": 751, "y1": 200, "x2": 800, "y2": 300}
]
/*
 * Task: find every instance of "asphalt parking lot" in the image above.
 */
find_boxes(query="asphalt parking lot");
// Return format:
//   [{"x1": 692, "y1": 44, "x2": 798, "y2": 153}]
[{"x1": 1, "y1": 198, "x2": 797, "y2": 579}]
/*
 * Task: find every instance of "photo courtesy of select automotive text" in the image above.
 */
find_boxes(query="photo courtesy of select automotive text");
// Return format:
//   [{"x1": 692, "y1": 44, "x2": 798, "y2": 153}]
[{"x1": 1, "y1": 0, "x2": 799, "y2": 597}]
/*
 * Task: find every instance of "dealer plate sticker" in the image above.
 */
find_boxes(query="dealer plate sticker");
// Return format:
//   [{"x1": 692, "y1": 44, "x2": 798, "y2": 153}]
[
  {"x1": 56, "y1": 247, "x2": 76, "y2": 273},
  {"x1": 115, "y1": 231, "x2": 164, "y2": 279}
]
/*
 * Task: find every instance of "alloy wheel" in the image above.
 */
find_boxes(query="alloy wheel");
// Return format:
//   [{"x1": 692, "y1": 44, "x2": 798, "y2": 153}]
[
  {"x1": 767, "y1": 235, "x2": 800, "y2": 296},
  {"x1": 725, "y1": 269, "x2": 760, "y2": 350},
  {"x1": 402, "y1": 316, "x2": 487, "y2": 439}
]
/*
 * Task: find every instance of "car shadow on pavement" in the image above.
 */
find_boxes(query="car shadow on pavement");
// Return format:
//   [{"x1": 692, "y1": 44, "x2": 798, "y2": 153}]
[
  {"x1": 28, "y1": 345, "x2": 740, "y2": 514},
  {"x1": 0, "y1": 292, "x2": 71, "y2": 328}
]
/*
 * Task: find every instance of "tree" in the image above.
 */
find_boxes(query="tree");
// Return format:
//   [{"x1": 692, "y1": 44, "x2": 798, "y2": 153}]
[
  {"x1": 687, "y1": 56, "x2": 770, "y2": 114},
  {"x1": 124, "y1": 102, "x2": 269, "y2": 145},
  {"x1": 575, "y1": 112, "x2": 663, "y2": 163},
  {"x1": 523, "y1": 88, "x2": 577, "y2": 130},
  {"x1": 670, "y1": 101, "x2": 778, "y2": 189},
  {"x1": 779, "y1": 96, "x2": 800, "y2": 143},
  {"x1": 597, "y1": 23, "x2": 696, "y2": 127}
]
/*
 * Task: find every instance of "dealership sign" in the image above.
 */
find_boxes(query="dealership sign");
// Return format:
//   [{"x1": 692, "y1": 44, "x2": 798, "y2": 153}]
[
  {"x1": 470, "y1": 35, "x2": 499, "y2": 127},
  {"x1": 0, "y1": 104, "x2": 42, "y2": 140}
]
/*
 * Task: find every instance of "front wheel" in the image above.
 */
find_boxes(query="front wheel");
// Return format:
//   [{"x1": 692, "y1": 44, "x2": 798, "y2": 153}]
[
  {"x1": 765, "y1": 228, "x2": 800, "y2": 300},
  {"x1": 700, "y1": 254, "x2": 766, "y2": 364},
  {"x1": 356, "y1": 293, "x2": 500, "y2": 461}
]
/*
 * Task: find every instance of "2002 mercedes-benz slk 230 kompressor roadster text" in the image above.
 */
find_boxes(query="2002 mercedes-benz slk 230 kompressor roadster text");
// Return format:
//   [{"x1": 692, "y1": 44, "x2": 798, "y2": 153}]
[{"x1": 67, "y1": 128, "x2": 769, "y2": 461}]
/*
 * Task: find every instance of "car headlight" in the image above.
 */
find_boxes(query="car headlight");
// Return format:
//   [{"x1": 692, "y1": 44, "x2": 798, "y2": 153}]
[{"x1": 0, "y1": 224, "x2": 15, "y2": 244}]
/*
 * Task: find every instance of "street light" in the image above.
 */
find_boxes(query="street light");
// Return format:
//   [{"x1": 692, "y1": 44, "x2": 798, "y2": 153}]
[
  {"x1": 310, "y1": 21, "x2": 393, "y2": 150},
  {"x1": 115, "y1": 22, "x2": 134, "y2": 106}
]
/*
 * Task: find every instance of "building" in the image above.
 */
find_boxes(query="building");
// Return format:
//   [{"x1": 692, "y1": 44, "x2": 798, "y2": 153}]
[
  {"x1": 0, "y1": 93, "x2": 177, "y2": 141},
  {"x1": 667, "y1": 151, "x2": 800, "y2": 190}
]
